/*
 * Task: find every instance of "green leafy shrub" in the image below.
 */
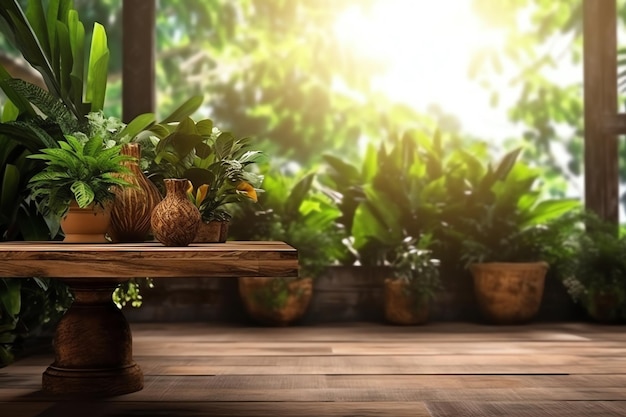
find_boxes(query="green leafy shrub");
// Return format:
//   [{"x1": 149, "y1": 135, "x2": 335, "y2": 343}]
[
  {"x1": 230, "y1": 166, "x2": 343, "y2": 279},
  {"x1": 559, "y1": 212, "x2": 626, "y2": 321}
]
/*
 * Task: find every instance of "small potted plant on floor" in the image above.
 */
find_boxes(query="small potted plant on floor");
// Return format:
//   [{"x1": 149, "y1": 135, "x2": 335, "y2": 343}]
[
  {"x1": 27, "y1": 134, "x2": 134, "y2": 242},
  {"x1": 384, "y1": 235, "x2": 442, "y2": 325}
]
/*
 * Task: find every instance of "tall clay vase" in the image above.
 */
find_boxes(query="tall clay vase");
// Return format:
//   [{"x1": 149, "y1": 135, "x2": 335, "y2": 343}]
[
  {"x1": 150, "y1": 179, "x2": 201, "y2": 247},
  {"x1": 109, "y1": 143, "x2": 162, "y2": 242}
]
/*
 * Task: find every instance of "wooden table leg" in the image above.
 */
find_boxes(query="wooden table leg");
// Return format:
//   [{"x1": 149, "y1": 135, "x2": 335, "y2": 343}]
[{"x1": 42, "y1": 278, "x2": 143, "y2": 396}]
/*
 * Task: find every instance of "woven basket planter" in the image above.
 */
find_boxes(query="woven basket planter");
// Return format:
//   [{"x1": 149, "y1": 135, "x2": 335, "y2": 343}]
[{"x1": 469, "y1": 262, "x2": 548, "y2": 324}]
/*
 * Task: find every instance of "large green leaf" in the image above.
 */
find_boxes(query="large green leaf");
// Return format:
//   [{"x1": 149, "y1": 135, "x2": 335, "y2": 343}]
[
  {"x1": 118, "y1": 113, "x2": 156, "y2": 142},
  {"x1": 67, "y1": 9, "x2": 85, "y2": 108},
  {"x1": 160, "y1": 95, "x2": 203, "y2": 124},
  {"x1": 55, "y1": 20, "x2": 72, "y2": 95},
  {"x1": 85, "y1": 22, "x2": 109, "y2": 112},
  {"x1": 25, "y1": 0, "x2": 52, "y2": 65},
  {"x1": 0, "y1": 164, "x2": 20, "y2": 217},
  {"x1": 70, "y1": 180, "x2": 94, "y2": 207},
  {"x1": 323, "y1": 154, "x2": 360, "y2": 187},
  {"x1": 284, "y1": 172, "x2": 314, "y2": 218},
  {"x1": 1, "y1": 99, "x2": 20, "y2": 122},
  {"x1": 1, "y1": 2, "x2": 63, "y2": 106},
  {"x1": 214, "y1": 131, "x2": 234, "y2": 160},
  {"x1": 520, "y1": 198, "x2": 580, "y2": 228},
  {"x1": 0, "y1": 120, "x2": 58, "y2": 150},
  {"x1": 0, "y1": 65, "x2": 36, "y2": 117},
  {"x1": 0, "y1": 279, "x2": 21, "y2": 317},
  {"x1": 5, "y1": 78, "x2": 77, "y2": 133}
]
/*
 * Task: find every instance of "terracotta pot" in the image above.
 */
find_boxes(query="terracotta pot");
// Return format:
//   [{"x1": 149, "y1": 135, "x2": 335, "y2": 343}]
[
  {"x1": 193, "y1": 220, "x2": 229, "y2": 243},
  {"x1": 238, "y1": 277, "x2": 313, "y2": 326},
  {"x1": 150, "y1": 179, "x2": 201, "y2": 247},
  {"x1": 61, "y1": 202, "x2": 111, "y2": 243},
  {"x1": 384, "y1": 278, "x2": 429, "y2": 325},
  {"x1": 109, "y1": 143, "x2": 162, "y2": 242},
  {"x1": 469, "y1": 262, "x2": 548, "y2": 324}
]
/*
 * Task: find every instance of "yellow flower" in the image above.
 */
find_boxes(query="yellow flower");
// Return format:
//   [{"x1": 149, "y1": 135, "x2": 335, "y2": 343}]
[
  {"x1": 237, "y1": 181, "x2": 257, "y2": 202},
  {"x1": 187, "y1": 182, "x2": 209, "y2": 207},
  {"x1": 196, "y1": 184, "x2": 209, "y2": 205}
]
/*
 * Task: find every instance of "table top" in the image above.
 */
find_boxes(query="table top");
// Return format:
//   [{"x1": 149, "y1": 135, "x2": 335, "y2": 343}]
[{"x1": 0, "y1": 241, "x2": 299, "y2": 278}]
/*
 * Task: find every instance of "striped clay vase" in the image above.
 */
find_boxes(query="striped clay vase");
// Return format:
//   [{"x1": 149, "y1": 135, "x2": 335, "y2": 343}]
[
  {"x1": 150, "y1": 178, "x2": 201, "y2": 247},
  {"x1": 109, "y1": 143, "x2": 162, "y2": 242}
]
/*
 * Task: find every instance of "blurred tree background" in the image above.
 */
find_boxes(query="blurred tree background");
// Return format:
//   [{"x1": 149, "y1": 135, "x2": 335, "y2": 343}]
[{"x1": 3, "y1": 0, "x2": 626, "y2": 216}]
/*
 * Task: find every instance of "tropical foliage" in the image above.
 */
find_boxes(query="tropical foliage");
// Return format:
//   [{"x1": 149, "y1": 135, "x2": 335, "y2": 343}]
[
  {"x1": 230, "y1": 166, "x2": 343, "y2": 279},
  {"x1": 27, "y1": 134, "x2": 133, "y2": 219},
  {"x1": 559, "y1": 212, "x2": 626, "y2": 322}
]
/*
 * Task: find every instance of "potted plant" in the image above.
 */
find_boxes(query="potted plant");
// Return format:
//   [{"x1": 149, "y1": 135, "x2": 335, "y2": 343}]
[
  {"x1": 559, "y1": 212, "x2": 626, "y2": 323},
  {"x1": 27, "y1": 134, "x2": 133, "y2": 242},
  {"x1": 449, "y1": 148, "x2": 580, "y2": 324},
  {"x1": 229, "y1": 168, "x2": 343, "y2": 325},
  {"x1": 132, "y1": 104, "x2": 263, "y2": 243},
  {"x1": 384, "y1": 235, "x2": 442, "y2": 325},
  {"x1": 185, "y1": 125, "x2": 264, "y2": 242}
]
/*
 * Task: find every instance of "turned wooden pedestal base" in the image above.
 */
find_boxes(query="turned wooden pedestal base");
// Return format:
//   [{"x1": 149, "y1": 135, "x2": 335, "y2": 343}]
[
  {"x1": 42, "y1": 279, "x2": 143, "y2": 396},
  {"x1": 0, "y1": 241, "x2": 299, "y2": 396}
]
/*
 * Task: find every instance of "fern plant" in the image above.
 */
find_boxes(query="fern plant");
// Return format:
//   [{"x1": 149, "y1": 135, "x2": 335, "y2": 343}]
[{"x1": 27, "y1": 135, "x2": 133, "y2": 218}]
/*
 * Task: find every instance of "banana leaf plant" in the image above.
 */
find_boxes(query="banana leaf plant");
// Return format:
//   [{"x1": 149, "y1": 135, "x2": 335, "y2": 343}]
[{"x1": 0, "y1": 0, "x2": 110, "y2": 135}]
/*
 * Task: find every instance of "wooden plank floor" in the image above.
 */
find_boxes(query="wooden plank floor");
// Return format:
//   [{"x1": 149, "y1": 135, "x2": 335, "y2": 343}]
[{"x1": 2, "y1": 322, "x2": 626, "y2": 416}]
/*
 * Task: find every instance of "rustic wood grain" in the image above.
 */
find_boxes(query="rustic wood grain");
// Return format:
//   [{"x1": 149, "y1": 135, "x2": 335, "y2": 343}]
[
  {"x1": 3, "y1": 322, "x2": 626, "y2": 416},
  {"x1": 583, "y1": 0, "x2": 620, "y2": 222},
  {"x1": 0, "y1": 241, "x2": 299, "y2": 278}
]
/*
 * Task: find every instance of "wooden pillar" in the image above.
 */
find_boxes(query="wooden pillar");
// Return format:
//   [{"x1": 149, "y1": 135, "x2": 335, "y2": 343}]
[
  {"x1": 583, "y1": 0, "x2": 619, "y2": 223},
  {"x1": 122, "y1": 0, "x2": 156, "y2": 123}
]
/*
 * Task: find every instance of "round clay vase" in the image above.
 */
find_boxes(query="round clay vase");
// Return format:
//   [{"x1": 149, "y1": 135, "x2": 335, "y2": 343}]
[
  {"x1": 109, "y1": 143, "x2": 162, "y2": 242},
  {"x1": 238, "y1": 277, "x2": 313, "y2": 326},
  {"x1": 150, "y1": 179, "x2": 201, "y2": 247},
  {"x1": 469, "y1": 262, "x2": 548, "y2": 324},
  {"x1": 384, "y1": 278, "x2": 429, "y2": 325},
  {"x1": 61, "y1": 202, "x2": 111, "y2": 243}
]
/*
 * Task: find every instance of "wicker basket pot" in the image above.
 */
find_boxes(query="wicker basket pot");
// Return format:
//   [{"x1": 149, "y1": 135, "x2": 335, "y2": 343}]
[{"x1": 469, "y1": 262, "x2": 548, "y2": 324}]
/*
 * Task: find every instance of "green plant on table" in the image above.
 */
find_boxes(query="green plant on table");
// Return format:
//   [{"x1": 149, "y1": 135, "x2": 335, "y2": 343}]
[
  {"x1": 130, "y1": 97, "x2": 264, "y2": 223},
  {"x1": 185, "y1": 126, "x2": 264, "y2": 223},
  {"x1": 27, "y1": 134, "x2": 134, "y2": 219}
]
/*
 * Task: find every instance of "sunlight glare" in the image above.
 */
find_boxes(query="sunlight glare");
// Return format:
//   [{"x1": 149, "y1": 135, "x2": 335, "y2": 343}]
[{"x1": 334, "y1": 0, "x2": 506, "y2": 133}]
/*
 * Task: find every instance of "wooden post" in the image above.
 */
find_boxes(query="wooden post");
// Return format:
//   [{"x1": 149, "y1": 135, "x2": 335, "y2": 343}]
[
  {"x1": 122, "y1": 0, "x2": 156, "y2": 123},
  {"x1": 583, "y1": 0, "x2": 620, "y2": 224}
]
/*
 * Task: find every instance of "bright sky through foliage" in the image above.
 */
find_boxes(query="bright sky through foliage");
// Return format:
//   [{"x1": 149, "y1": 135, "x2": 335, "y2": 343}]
[{"x1": 333, "y1": 0, "x2": 515, "y2": 139}]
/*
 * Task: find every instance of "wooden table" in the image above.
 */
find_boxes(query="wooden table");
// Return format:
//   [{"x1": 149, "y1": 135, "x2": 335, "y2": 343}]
[{"x1": 0, "y1": 241, "x2": 298, "y2": 396}]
